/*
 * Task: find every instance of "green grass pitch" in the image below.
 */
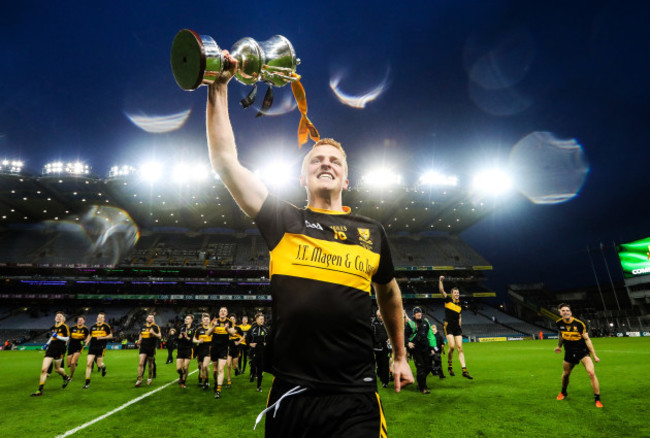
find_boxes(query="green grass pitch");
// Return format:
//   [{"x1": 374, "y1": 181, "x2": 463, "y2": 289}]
[{"x1": 2, "y1": 337, "x2": 648, "y2": 437}]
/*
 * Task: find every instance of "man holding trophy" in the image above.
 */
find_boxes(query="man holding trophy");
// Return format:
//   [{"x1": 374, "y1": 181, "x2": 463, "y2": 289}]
[{"x1": 173, "y1": 29, "x2": 413, "y2": 437}]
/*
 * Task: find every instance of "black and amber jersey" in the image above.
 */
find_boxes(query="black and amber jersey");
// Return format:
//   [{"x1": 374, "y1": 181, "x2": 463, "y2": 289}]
[
  {"x1": 178, "y1": 325, "x2": 195, "y2": 350},
  {"x1": 444, "y1": 296, "x2": 462, "y2": 325},
  {"x1": 139, "y1": 323, "x2": 161, "y2": 349},
  {"x1": 89, "y1": 323, "x2": 112, "y2": 349},
  {"x1": 69, "y1": 325, "x2": 89, "y2": 347},
  {"x1": 210, "y1": 319, "x2": 232, "y2": 346},
  {"x1": 194, "y1": 324, "x2": 212, "y2": 345},
  {"x1": 50, "y1": 323, "x2": 70, "y2": 348},
  {"x1": 229, "y1": 325, "x2": 243, "y2": 342},
  {"x1": 238, "y1": 323, "x2": 252, "y2": 345},
  {"x1": 256, "y1": 195, "x2": 395, "y2": 392},
  {"x1": 556, "y1": 317, "x2": 588, "y2": 353}
]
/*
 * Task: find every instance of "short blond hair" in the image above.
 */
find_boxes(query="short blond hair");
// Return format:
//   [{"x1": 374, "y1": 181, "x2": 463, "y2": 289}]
[{"x1": 301, "y1": 138, "x2": 348, "y2": 177}]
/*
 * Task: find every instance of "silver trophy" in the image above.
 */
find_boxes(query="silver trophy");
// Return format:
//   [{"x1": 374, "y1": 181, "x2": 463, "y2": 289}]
[{"x1": 170, "y1": 29, "x2": 300, "y2": 91}]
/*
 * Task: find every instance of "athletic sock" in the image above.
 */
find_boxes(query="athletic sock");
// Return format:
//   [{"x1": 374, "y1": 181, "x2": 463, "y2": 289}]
[
  {"x1": 85, "y1": 379, "x2": 90, "y2": 385},
  {"x1": 38, "y1": 384, "x2": 44, "y2": 391},
  {"x1": 462, "y1": 367, "x2": 467, "y2": 372},
  {"x1": 217, "y1": 385, "x2": 222, "y2": 392},
  {"x1": 594, "y1": 394, "x2": 600, "y2": 401}
]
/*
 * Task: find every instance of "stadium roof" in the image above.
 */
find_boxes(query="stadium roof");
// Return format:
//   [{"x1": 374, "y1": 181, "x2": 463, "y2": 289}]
[{"x1": 0, "y1": 172, "x2": 496, "y2": 235}]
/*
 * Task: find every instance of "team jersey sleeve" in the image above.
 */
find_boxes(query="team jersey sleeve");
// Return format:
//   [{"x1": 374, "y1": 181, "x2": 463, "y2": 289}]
[
  {"x1": 371, "y1": 224, "x2": 395, "y2": 284},
  {"x1": 255, "y1": 195, "x2": 303, "y2": 251}
]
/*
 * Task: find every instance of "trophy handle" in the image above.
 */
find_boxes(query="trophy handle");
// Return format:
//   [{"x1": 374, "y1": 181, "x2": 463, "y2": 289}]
[{"x1": 171, "y1": 29, "x2": 224, "y2": 90}]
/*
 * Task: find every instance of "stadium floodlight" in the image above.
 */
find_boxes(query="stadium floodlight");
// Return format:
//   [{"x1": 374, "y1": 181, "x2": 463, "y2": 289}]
[
  {"x1": 361, "y1": 168, "x2": 402, "y2": 188},
  {"x1": 0, "y1": 159, "x2": 23, "y2": 174},
  {"x1": 43, "y1": 161, "x2": 64, "y2": 175},
  {"x1": 138, "y1": 161, "x2": 163, "y2": 183},
  {"x1": 472, "y1": 169, "x2": 512, "y2": 195},
  {"x1": 255, "y1": 161, "x2": 296, "y2": 188},
  {"x1": 171, "y1": 162, "x2": 210, "y2": 184},
  {"x1": 108, "y1": 165, "x2": 137, "y2": 178},
  {"x1": 65, "y1": 161, "x2": 90, "y2": 175},
  {"x1": 418, "y1": 170, "x2": 458, "y2": 187}
]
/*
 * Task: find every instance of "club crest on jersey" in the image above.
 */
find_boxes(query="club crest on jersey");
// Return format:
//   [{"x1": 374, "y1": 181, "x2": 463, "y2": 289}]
[
  {"x1": 357, "y1": 228, "x2": 373, "y2": 249},
  {"x1": 305, "y1": 220, "x2": 324, "y2": 231}
]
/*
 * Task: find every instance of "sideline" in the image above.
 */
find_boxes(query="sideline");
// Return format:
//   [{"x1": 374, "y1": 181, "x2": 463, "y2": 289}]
[{"x1": 56, "y1": 370, "x2": 198, "y2": 438}]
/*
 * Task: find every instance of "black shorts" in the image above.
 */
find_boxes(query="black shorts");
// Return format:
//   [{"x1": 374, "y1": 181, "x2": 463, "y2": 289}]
[
  {"x1": 228, "y1": 341, "x2": 238, "y2": 357},
  {"x1": 444, "y1": 321, "x2": 462, "y2": 337},
  {"x1": 177, "y1": 347, "x2": 193, "y2": 360},
  {"x1": 67, "y1": 342, "x2": 83, "y2": 355},
  {"x1": 196, "y1": 345, "x2": 210, "y2": 363},
  {"x1": 210, "y1": 343, "x2": 228, "y2": 361},
  {"x1": 139, "y1": 345, "x2": 156, "y2": 358},
  {"x1": 88, "y1": 344, "x2": 106, "y2": 357},
  {"x1": 564, "y1": 348, "x2": 590, "y2": 365},
  {"x1": 265, "y1": 379, "x2": 387, "y2": 438},
  {"x1": 46, "y1": 343, "x2": 66, "y2": 360}
]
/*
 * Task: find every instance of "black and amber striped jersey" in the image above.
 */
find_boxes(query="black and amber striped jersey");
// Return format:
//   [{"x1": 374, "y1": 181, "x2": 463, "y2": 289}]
[
  {"x1": 238, "y1": 323, "x2": 252, "y2": 345},
  {"x1": 210, "y1": 319, "x2": 232, "y2": 346},
  {"x1": 49, "y1": 323, "x2": 70, "y2": 348},
  {"x1": 444, "y1": 296, "x2": 462, "y2": 325},
  {"x1": 69, "y1": 325, "x2": 89, "y2": 348},
  {"x1": 229, "y1": 325, "x2": 243, "y2": 342},
  {"x1": 256, "y1": 195, "x2": 395, "y2": 392},
  {"x1": 556, "y1": 317, "x2": 588, "y2": 353},
  {"x1": 89, "y1": 323, "x2": 112, "y2": 349},
  {"x1": 139, "y1": 323, "x2": 161, "y2": 349},
  {"x1": 178, "y1": 325, "x2": 195, "y2": 350},
  {"x1": 194, "y1": 324, "x2": 212, "y2": 345}
]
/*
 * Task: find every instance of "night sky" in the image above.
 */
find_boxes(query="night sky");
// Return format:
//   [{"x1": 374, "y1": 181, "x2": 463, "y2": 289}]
[{"x1": 1, "y1": 1, "x2": 649, "y2": 297}]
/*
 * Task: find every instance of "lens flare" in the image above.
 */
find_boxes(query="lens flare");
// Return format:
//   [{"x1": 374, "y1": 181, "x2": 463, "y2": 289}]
[
  {"x1": 125, "y1": 109, "x2": 191, "y2": 133},
  {"x1": 43, "y1": 206, "x2": 140, "y2": 266},
  {"x1": 329, "y1": 68, "x2": 390, "y2": 109},
  {"x1": 508, "y1": 132, "x2": 590, "y2": 204}
]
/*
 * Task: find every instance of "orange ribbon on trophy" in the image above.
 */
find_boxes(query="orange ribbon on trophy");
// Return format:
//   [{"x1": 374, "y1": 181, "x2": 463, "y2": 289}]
[{"x1": 289, "y1": 73, "x2": 320, "y2": 148}]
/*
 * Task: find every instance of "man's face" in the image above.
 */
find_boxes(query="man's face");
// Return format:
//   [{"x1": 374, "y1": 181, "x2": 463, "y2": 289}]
[
  {"x1": 219, "y1": 308, "x2": 228, "y2": 319},
  {"x1": 242, "y1": 316, "x2": 248, "y2": 324},
  {"x1": 414, "y1": 311, "x2": 422, "y2": 320},
  {"x1": 451, "y1": 289, "x2": 460, "y2": 300},
  {"x1": 560, "y1": 306, "x2": 572, "y2": 320},
  {"x1": 202, "y1": 316, "x2": 210, "y2": 325},
  {"x1": 77, "y1": 317, "x2": 85, "y2": 326},
  {"x1": 432, "y1": 325, "x2": 438, "y2": 334},
  {"x1": 185, "y1": 315, "x2": 193, "y2": 325},
  {"x1": 300, "y1": 145, "x2": 349, "y2": 195},
  {"x1": 256, "y1": 315, "x2": 264, "y2": 325},
  {"x1": 55, "y1": 313, "x2": 64, "y2": 323},
  {"x1": 146, "y1": 314, "x2": 154, "y2": 324},
  {"x1": 230, "y1": 315, "x2": 237, "y2": 324}
]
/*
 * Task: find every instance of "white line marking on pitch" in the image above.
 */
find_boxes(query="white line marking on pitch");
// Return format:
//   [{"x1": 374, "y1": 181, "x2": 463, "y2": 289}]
[{"x1": 56, "y1": 370, "x2": 198, "y2": 438}]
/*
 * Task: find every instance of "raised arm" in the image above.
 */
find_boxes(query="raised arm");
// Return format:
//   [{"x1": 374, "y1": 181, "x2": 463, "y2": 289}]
[
  {"x1": 374, "y1": 278, "x2": 414, "y2": 392},
  {"x1": 206, "y1": 52, "x2": 268, "y2": 218},
  {"x1": 438, "y1": 275, "x2": 448, "y2": 299}
]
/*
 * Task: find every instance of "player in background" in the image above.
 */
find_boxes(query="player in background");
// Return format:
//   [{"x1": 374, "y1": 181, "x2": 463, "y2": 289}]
[
  {"x1": 238, "y1": 315, "x2": 252, "y2": 375},
  {"x1": 439, "y1": 276, "x2": 472, "y2": 379},
  {"x1": 247, "y1": 312, "x2": 269, "y2": 392},
  {"x1": 176, "y1": 314, "x2": 195, "y2": 388},
  {"x1": 135, "y1": 313, "x2": 162, "y2": 387},
  {"x1": 227, "y1": 314, "x2": 244, "y2": 381},
  {"x1": 554, "y1": 303, "x2": 603, "y2": 408},
  {"x1": 31, "y1": 311, "x2": 71, "y2": 396},
  {"x1": 66, "y1": 316, "x2": 89, "y2": 381},
  {"x1": 83, "y1": 311, "x2": 112, "y2": 389},
  {"x1": 207, "y1": 307, "x2": 237, "y2": 399},
  {"x1": 193, "y1": 313, "x2": 213, "y2": 390}
]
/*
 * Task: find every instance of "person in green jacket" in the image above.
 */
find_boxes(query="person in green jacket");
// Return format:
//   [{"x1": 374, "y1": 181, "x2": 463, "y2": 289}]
[{"x1": 404, "y1": 307, "x2": 439, "y2": 394}]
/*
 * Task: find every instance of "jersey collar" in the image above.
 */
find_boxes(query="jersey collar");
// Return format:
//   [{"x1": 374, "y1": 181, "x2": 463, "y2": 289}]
[{"x1": 306, "y1": 205, "x2": 351, "y2": 215}]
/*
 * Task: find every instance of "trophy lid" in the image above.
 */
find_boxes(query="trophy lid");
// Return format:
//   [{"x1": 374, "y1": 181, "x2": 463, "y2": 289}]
[{"x1": 171, "y1": 29, "x2": 222, "y2": 90}]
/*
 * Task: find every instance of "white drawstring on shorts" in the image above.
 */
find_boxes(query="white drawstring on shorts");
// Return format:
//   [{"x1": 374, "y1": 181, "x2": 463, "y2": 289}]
[{"x1": 253, "y1": 385, "x2": 307, "y2": 430}]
